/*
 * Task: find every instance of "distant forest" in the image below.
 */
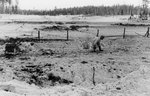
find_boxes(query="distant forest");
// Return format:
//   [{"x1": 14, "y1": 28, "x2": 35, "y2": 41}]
[{"x1": 19, "y1": 5, "x2": 141, "y2": 16}]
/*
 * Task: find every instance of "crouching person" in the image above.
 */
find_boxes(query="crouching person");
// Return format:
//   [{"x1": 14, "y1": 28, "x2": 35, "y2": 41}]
[{"x1": 92, "y1": 35, "x2": 105, "y2": 52}]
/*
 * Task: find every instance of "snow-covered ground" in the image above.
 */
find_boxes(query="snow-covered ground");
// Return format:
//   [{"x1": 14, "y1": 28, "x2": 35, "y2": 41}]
[{"x1": 0, "y1": 14, "x2": 150, "y2": 96}]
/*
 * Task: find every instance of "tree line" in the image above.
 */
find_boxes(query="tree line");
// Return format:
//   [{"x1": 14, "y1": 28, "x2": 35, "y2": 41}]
[
  {"x1": 0, "y1": 0, "x2": 19, "y2": 14},
  {"x1": 18, "y1": 5, "x2": 142, "y2": 16}
]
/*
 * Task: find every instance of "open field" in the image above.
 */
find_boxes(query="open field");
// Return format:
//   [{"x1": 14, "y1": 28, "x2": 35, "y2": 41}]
[{"x1": 0, "y1": 14, "x2": 150, "y2": 96}]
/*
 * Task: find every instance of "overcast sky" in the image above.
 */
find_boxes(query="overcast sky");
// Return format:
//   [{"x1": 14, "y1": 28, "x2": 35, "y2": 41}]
[{"x1": 19, "y1": 0, "x2": 142, "y2": 10}]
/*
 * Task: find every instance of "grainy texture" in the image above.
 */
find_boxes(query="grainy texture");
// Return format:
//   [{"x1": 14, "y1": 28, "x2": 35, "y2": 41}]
[{"x1": 0, "y1": 14, "x2": 150, "y2": 96}]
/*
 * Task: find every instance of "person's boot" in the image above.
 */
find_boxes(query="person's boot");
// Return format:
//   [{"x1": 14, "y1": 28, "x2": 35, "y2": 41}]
[
  {"x1": 99, "y1": 49, "x2": 103, "y2": 51},
  {"x1": 98, "y1": 46, "x2": 103, "y2": 51}
]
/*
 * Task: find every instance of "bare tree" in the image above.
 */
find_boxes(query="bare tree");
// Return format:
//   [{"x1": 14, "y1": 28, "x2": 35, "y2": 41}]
[
  {"x1": 0, "y1": 0, "x2": 11, "y2": 13},
  {"x1": 1, "y1": 0, "x2": 5, "y2": 13},
  {"x1": 0, "y1": 0, "x2": 19, "y2": 14}
]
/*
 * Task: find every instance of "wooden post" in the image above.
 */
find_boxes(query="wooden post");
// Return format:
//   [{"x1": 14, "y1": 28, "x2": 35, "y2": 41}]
[
  {"x1": 147, "y1": 27, "x2": 149, "y2": 37},
  {"x1": 92, "y1": 67, "x2": 96, "y2": 86},
  {"x1": 144, "y1": 27, "x2": 149, "y2": 37},
  {"x1": 123, "y1": 28, "x2": 126, "y2": 39},
  {"x1": 38, "y1": 30, "x2": 40, "y2": 41},
  {"x1": 67, "y1": 29, "x2": 69, "y2": 41},
  {"x1": 97, "y1": 29, "x2": 99, "y2": 37}
]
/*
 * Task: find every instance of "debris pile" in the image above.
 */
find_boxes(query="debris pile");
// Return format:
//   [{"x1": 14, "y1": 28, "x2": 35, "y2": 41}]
[
  {"x1": 14, "y1": 64, "x2": 73, "y2": 87},
  {"x1": 3, "y1": 38, "x2": 55, "y2": 58}
]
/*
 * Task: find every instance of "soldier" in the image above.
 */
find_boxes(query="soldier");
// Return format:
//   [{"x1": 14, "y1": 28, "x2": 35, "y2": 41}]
[{"x1": 92, "y1": 35, "x2": 105, "y2": 52}]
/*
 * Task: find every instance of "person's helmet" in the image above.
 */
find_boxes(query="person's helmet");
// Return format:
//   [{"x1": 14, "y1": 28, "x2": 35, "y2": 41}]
[{"x1": 100, "y1": 35, "x2": 105, "y2": 40}]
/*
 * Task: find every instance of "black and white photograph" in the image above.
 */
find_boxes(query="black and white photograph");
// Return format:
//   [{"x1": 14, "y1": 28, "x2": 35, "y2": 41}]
[{"x1": 0, "y1": 0, "x2": 150, "y2": 96}]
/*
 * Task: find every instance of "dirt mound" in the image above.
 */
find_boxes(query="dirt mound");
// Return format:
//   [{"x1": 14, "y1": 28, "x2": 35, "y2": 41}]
[
  {"x1": 0, "y1": 36, "x2": 150, "y2": 96},
  {"x1": 69, "y1": 25, "x2": 89, "y2": 31},
  {"x1": 14, "y1": 63, "x2": 73, "y2": 87},
  {"x1": 0, "y1": 80, "x2": 92, "y2": 96},
  {"x1": 113, "y1": 22, "x2": 150, "y2": 26},
  {"x1": 40, "y1": 25, "x2": 68, "y2": 31},
  {"x1": 1, "y1": 64, "x2": 150, "y2": 96},
  {"x1": 4, "y1": 41, "x2": 54, "y2": 57},
  {"x1": 40, "y1": 25, "x2": 89, "y2": 31},
  {"x1": 92, "y1": 64, "x2": 150, "y2": 96}
]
